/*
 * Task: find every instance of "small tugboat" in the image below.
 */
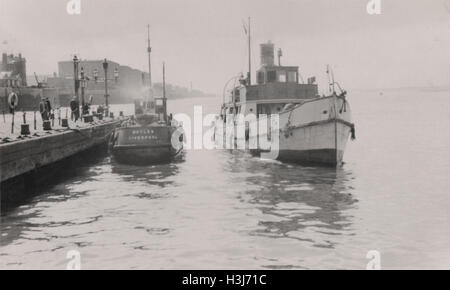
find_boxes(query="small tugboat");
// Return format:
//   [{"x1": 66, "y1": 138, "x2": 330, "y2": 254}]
[
  {"x1": 214, "y1": 21, "x2": 355, "y2": 166},
  {"x1": 111, "y1": 27, "x2": 182, "y2": 164}
]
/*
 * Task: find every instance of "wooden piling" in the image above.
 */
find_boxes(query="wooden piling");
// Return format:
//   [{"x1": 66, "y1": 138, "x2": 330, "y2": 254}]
[{"x1": 11, "y1": 111, "x2": 14, "y2": 134}]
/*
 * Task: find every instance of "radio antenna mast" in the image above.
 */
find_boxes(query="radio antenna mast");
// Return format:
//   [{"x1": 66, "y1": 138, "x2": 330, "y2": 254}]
[{"x1": 147, "y1": 24, "x2": 152, "y2": 88}]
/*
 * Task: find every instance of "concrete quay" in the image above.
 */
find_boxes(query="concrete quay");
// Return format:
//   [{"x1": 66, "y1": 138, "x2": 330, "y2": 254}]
[{"x1": 0, "y1": 118, "x2": 120, "y2": 209}]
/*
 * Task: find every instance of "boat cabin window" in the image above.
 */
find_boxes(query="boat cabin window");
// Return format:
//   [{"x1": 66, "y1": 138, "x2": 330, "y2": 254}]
[
  {"x1": 257, "y1": 72, "x2": 264, "y2": 84},
  {"x1": 287, "y1": 71, "x2": 297, "y2": 83},
  {"x1": 257, "y1": 67, "x2": 299, "y2": 84},
  {"x1": 155, "y1": 99, "x2": 163, "y2": 106},
  {"x1": 233, "y1": 89, "x2": 240, "y2": 103},
  {"x1": 278, "y1": 71, "x2": 286, "y2": 82},
  {"x1": 267, "y1": 71, "x2": 277, "y2": 83}
]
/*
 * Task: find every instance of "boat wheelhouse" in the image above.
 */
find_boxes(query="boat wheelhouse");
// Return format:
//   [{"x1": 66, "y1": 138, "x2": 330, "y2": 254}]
[{"x1": 221, "y1": 42, "x2": 319, "y2": 118}]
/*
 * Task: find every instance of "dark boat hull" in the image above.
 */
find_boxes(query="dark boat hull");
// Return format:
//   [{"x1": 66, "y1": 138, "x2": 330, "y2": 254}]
[
  {"x1": 112, "y1": 144, "x2": 176, "y2": 164},
  {"x1": 111, "y1": 124, "x2": 182, "y2": 165}
]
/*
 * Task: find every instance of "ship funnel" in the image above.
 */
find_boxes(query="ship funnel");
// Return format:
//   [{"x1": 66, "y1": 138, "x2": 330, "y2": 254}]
[{"x1": 260, "y1": 42, "x2": 275, "y2": 66}]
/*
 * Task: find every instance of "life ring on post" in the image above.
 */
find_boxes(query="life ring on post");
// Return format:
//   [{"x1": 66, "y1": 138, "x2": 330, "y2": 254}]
[
  {"x1": 39, "y1": 101, "x2": 45, "y2": 114},
  {"x1": 8, "y1": 92, "x2": 19, "y2": 110}
]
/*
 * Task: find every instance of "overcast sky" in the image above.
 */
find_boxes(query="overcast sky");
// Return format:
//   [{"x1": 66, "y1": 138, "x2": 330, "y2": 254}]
[{"x1": 0, "y1": 0, "x2": 449, "y2": 94}]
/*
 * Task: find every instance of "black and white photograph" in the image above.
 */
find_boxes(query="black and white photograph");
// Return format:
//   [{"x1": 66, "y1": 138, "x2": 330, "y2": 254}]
[{"x1": 0, "y1": 0, "x2": 449, "y2": 274}]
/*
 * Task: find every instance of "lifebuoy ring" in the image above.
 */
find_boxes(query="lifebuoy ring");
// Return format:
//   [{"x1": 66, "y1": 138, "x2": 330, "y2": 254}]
[
  {"x1": 39, "y1": 102, "x2": 46, "y2": 114},
  {"x1": 8, "y1": 92, "x2": 19, "y2": 110}
]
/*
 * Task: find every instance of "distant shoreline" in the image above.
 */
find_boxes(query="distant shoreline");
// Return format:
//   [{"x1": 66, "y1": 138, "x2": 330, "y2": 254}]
[{"x1": 350, "y1": 86, "x2": 450, "y2": 93}]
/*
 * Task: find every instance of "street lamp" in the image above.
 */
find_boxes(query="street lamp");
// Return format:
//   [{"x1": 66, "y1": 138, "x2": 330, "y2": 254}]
[
  {"x1": 102, "y1": 58, "x2": 109, "y2": 116},
  {"x1": 114, "y1": 67, "x2": 119, "y2": 84},
  {"x1": 73, "y1": 55, "x2": 80, "y2": 98},
  {"x1": 93, "y1": 68, "x2": 98, "y2": 83},
  {"x1": 73, "y1": 55, "x2": 81, "y2": 119},
  {"x1": 80, "y1": 67, "x2": 86, "y2": 112}
]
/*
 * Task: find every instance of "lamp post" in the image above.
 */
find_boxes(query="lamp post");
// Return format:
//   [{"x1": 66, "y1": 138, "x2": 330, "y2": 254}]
[
  {"x1": 73, "y1": 55, "x2": 80, "y2": 116},
  {"x1": 114, "y1": 67, "x2": 119, "y2": 84},
  {"x1": 277, "y1": 48, "x2": 282, "y2": 66},
  {"x1": 93, "y1": 68, "x2": 98, "y2": 83},
  {"x1": 80, "y1": 67, "x2": 85, "y2": 113},
  {"x1": 102, "y1": 58, "x2": 109, "y2": 116}
]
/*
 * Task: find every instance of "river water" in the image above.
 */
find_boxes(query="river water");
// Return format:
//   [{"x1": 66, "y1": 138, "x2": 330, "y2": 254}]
[{"x1": 1, "y1": 90, "x2": 449, "y2": 269}]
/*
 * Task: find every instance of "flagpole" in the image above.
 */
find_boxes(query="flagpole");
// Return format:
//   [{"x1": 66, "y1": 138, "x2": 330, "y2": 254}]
[
  {"x1": 147, "y1": 24, "x2": 152, "y2": 108},
  {"x1": 248, "y1": 17, "x2": 251, "y2": 86}
]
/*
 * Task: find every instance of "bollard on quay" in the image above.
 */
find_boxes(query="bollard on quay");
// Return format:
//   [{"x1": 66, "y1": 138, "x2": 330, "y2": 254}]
[
  {"x1": 21, "y1": 111, "x2": 30, "y2": 135},
  {"x1": 43, "y1": 120, "x2": 52, "y2": 131},
  {"x1": 21, "y1": 124, "x2": 30, "y2": 135},
  {"x1": 83, "y1": 115, "x2": 94, "y2": 123}
]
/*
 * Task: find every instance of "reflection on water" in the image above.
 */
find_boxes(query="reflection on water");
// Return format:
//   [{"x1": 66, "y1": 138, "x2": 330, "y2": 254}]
[
  {"x1": 111, "y1": 154, "x2": 185, "y2": 186},
  {"x1": 0, "y1": 148, "x2": 357, "y2": 269},
  {"x1": 224, "y1": 152, "x2": 357, "y2": 250}
]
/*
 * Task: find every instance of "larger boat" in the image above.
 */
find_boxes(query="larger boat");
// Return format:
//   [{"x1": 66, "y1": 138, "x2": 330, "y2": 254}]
[{"x1": 214, "y1": 40, "x2": 355, "y2": 166}]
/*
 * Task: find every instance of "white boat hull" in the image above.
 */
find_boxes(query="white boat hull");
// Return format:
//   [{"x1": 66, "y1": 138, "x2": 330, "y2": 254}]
[
  {"x1": 260, "y1": 95, "x2": 353, "y2": 165},
  {"x1": 269, "y1": 119, "x2": 351, "y2": 165},
  {"x1": 215, "y1": 95, "x2": 354, "y2": 166}
]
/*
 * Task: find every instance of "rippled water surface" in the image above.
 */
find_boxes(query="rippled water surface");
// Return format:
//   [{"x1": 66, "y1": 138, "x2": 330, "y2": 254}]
[{"x1": 1, "y1": 91, "x2": 449, "y2": 269}]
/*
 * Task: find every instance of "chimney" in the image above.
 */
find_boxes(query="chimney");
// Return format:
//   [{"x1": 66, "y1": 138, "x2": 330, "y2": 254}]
[
  {"x1": 1, "y1": 53, "x2": 7, "y2": 69},
  {"x1": 260, "y1": 42, "x2": 275, "y2": 66}
]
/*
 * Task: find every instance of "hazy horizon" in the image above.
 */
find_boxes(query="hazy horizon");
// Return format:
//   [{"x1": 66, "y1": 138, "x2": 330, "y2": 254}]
[{"x1": 1, "y1": 0, "x2": 449, "y2": 95}]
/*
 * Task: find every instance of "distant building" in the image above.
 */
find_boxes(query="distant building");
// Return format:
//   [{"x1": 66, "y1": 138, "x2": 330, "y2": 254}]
[
  {"x1": 47, "y1": 59, "x2": 150, "y2": 106},
  {"x1": 0, "y1": 52, "x2": 58, "y2": 112},
  {"x1": 0, "y1": 53, "x2": 27, "y2": 87},
  {"x1": 54, "y1": 59, "x2": 148, "y2": 88}
]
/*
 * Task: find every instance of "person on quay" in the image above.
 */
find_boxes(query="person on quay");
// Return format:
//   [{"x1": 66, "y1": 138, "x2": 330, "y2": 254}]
[
  {"x1": 45, "y1": 98, "x2": 53, "y2": 121},
  {"x1": 39, "y1": 98, "x2": 49, "y2": 121},
  {"x1": 70, "y1": 96, "x2": 80, "y2": 121}
]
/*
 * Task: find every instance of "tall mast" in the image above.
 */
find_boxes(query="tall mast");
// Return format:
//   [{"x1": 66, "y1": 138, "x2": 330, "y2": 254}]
[
  {"x1": 147, "y1": 24, "x2": 152, "y2": 88},
  {"x1": 163, "y1": 62, "x2": 166, "y2": 99},
  {"x1": 247, "y1": 17, "x2": 251, "y2": 85},
  {"x1": 163, "y1": 62, "x2": 167, "y2": 123}
]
